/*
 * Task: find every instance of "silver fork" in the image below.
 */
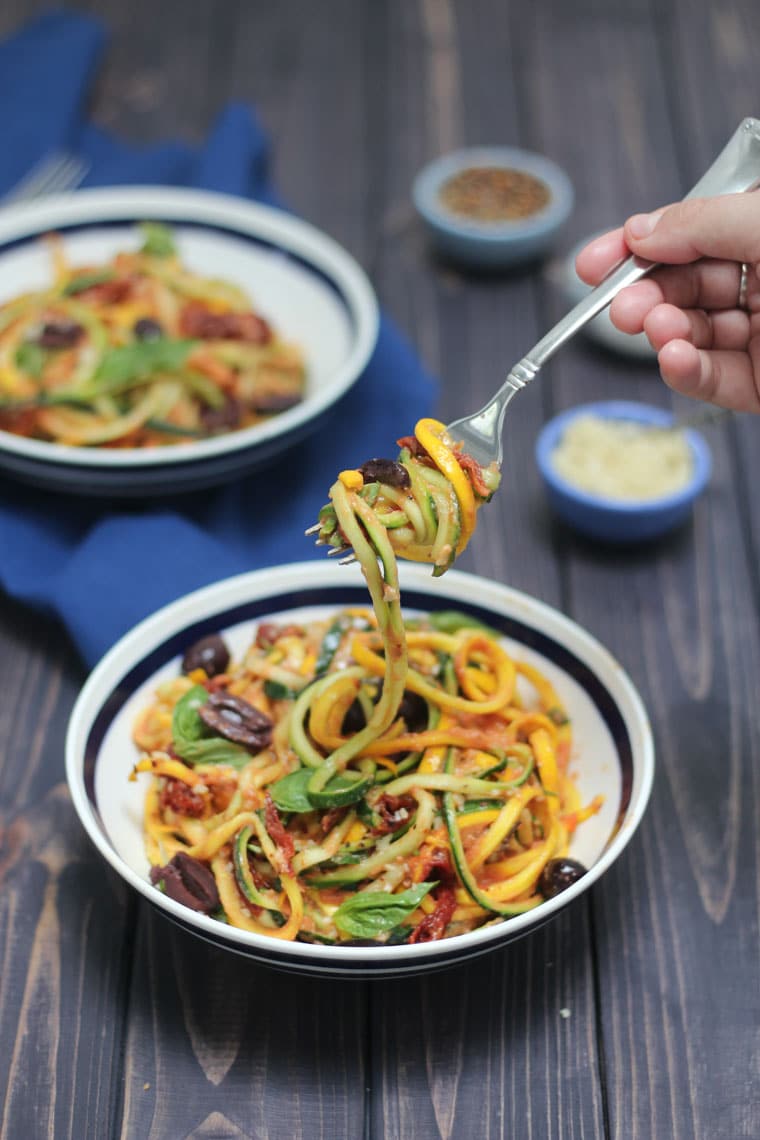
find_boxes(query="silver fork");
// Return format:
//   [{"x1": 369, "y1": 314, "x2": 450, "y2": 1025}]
[
  {"x1": 2, "y1": 151, "x2": 89, "y2": 206},
  {"x1": 447, "y1": 117, "x2": 760, "y2": 469}
]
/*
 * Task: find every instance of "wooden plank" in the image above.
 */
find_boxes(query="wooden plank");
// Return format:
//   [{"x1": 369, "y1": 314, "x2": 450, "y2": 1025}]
[
  {"x1": 0, "y1": 603, "x2": 131, "y2": 1139},
  {"x1": 96, "y1": 2, "x2": 372, "y2": 1136},
  {"x1": 515, "y1": 1, "x2": 760, "y2": 1137},
  {"x1": 0, "y1": 3, "x2": 370, "y2": 1138},
  {"x1": 659, "y1": 0, "x2": 760, "y2": 663},
  {"x1": 118, "y1": 910, "x2": 365, "y2": 1140},
  {"x1": 366, "y1": 3, "x2": 604, "y2": 1137},
  {"x1": 370, "y1": 912, "x2": 606, "y2": 1140}
]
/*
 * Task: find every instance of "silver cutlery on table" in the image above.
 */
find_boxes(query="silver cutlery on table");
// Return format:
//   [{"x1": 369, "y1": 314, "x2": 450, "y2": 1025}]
[{"x1": 2, "y1": 150, "x2": 89, "y2": 205}]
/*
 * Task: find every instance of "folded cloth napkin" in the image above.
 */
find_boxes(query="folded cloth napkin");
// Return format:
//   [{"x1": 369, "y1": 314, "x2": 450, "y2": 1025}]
[{"x1": 0, "y1": 11, "x2": 436, "y2": 668}]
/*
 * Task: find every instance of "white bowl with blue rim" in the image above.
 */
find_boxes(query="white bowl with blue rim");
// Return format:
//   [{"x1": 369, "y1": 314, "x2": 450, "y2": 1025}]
[
  {"x1": 0, "y1": 187, "x2": 378, "y2": 496},
  {"x1": 66, "y1": 559, "x2": 654, "y2": 979},
  {"x1": 412, "y1": 146, "x2": 574, "y2": 268},
  {"x1": 535, "y1": 400, "x2": 713, "y2": 543}
]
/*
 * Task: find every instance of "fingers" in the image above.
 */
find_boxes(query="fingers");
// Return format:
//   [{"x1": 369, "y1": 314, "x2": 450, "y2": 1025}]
[
  {"x1": 642, "y1": 304, "x2": 750, "y2": 352},
  {"x1": 608, "y1": 261, "x2": 744, "y2": 330},
  {"x1": 658, "y1": 340, "x2": 760, "y2": 412},
  {"x1": 610, "y1": 293, "x2": 751, "y2": 350},
  {"x1": 575, "y1": 227, "x2": 628, "y2": 284},
  {"x1": 624, "y1": 194, "x2": 760, "y2": 265}
]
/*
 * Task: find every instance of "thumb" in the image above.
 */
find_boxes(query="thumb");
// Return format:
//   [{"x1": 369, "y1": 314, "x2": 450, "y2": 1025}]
[{"x1": 624, "y1": 193, "x2": 760, "y2": 265}]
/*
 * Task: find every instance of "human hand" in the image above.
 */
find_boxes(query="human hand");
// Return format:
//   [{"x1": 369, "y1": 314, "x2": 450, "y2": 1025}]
[{"x1": 575, "y1": 194, "x2": 760, "y2": 412}]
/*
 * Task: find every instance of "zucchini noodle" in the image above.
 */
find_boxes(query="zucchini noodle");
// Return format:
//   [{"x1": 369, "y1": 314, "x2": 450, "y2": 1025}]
[
  {"x1": 131, "y1": 417, "x2": 601, "y2": 944},
  {"x1": 0, "y1": 222, "x2": 305, "y2": 448},
  {"x1": 131, "y1": 599, "x2": 602, "y2": 944}
]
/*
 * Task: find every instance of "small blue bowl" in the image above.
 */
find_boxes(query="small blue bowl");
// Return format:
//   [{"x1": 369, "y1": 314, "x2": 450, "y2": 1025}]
[
  {"x1": 413, "y1": 146, "x2": 574, "y2": 268},
  {"x1": 535, "y1": 401, "x2": 713, "y2": 543}
]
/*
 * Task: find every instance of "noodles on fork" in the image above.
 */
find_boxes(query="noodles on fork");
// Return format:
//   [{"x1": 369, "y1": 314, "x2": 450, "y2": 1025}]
[{"x1": 130, "y1": 417, "x2": 601, "y2": 945}]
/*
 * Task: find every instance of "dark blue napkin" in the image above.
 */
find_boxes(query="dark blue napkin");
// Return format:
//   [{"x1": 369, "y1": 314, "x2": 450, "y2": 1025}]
[{"x1": 0, "y1": 11, "x2": 436, "y2": 668}]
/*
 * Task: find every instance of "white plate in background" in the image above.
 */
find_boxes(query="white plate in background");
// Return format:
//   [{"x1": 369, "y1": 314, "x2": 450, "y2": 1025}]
[{"x1": 0, "y1": 187, "x2": 379, "y2": 495}]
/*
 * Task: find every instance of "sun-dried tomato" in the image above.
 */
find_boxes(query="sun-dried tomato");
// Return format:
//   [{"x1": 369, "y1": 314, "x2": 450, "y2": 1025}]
[
  {"x1": 320, "y1": 807, "x2": 348, "y2": 834},
  {"x1": 179, "y1": 300, "x2": 272, "y2": 343},
  {"x1": 396, "y1": 435, "x2": 431, "y2": 461},
  {"x1": 159, "y1": 777, "x2": 207, "y2": 818},
  {"x1": 76, "y1": 278, "x2": 133, "y2": 305},
  {"x1": 254, "y1": 622, "x2": 304, "y2": 650},
  {"x1": 409, "y1": 885, "x2": 457, "y2": 943},
  {"x1": 455, "y1": 450, "x2": 492, "y2": 497},
  {"x1": 264, "y1": 792, "x2": 295, "y2": 870},
  {"x1": 371, "y1": 793, "x2": 417, "y2": 836},
  {"x1": 408, "y1": 843, "x2": 454, "y2": 884}
]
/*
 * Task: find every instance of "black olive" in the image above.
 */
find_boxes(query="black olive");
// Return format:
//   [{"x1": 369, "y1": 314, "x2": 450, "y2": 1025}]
[
  {"x1": 397, "y1": 691, "x2": 428, "y2": 733},
  {"x1": 150, "y1": 852, "x2": 220, "y2": 913},
  {"x1": 133, "y1": 317, "x2": 164, "y2": 341},
  {"x1": 37, "y1": 320, "x2": 84, "y2": 349},
  {"x1": 358, "y1": 458, "x2": 411, "y2": 488},
  {"x1": 342, "y1": 699, "x2": 366, "y2": 735},
  {"x1": 181, "y1": 633, "x2": 230, "y2": 678},
  {"x1": 198, "y1": 690, "x2": 273, "y2": 753},
  {"x1": 538, "y1": 857, "x2": 588, "y2": 899},
  {"x1": 200, "y1": 397, "x2": 242, "y2": 433}
]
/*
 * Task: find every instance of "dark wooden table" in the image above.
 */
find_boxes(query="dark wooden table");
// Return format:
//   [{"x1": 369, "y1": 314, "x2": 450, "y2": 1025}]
[{"x1": 2, "y1": 2, "x2": 759, "y2": 1137}]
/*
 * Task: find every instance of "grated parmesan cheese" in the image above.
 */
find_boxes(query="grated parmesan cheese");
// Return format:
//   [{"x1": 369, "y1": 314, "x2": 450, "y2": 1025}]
[{"x1": 551, "y1": 414, "x2": 694, "y2": 501}]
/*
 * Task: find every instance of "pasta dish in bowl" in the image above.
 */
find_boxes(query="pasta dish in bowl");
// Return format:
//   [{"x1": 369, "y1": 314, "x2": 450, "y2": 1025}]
[
  {"x1": 0, "y1": 186, "x2": 378, "y2": 495},
  {"x1": 0, "y1": 221, "x2": 306, "y2": 449},
  {"x1": 66, "y1": 560, "x2": 654, "y2": 978}
]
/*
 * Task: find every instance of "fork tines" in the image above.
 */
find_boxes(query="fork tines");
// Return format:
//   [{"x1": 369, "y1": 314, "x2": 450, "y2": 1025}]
[{"x1": 3, "y1": 152, "x2": 90, "y2": 204}]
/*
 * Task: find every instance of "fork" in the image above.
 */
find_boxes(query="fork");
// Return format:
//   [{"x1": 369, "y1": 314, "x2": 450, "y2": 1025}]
[
  {"x1": 2, "y1": 150, "x2": 89, "y2": 206},
  {"x1": 446, "y1": 117, "x2": 760, "y2": 469}
]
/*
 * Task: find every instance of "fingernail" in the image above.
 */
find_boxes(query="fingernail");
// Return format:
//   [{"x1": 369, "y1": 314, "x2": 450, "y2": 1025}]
[{"x1": 627, "y1": 212, "x2": 658, "y2": 239}]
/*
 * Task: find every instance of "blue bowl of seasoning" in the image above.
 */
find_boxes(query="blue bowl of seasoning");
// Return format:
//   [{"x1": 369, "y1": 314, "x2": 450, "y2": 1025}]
[
  {"x1": 535, "y1": 401, "x2": 713, "y2": 543},
  {"x1": 413, "y1": 146, "x2": 574, "y2": 268}
]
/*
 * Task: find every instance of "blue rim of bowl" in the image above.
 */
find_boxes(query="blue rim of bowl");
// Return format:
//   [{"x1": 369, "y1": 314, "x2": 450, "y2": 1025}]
[
  {"x1": 413, "y1": 146, "x2": 575, "y2": 241},
  {"x1": 535, "y1": 400, "x2": 713, "y2": 512}
]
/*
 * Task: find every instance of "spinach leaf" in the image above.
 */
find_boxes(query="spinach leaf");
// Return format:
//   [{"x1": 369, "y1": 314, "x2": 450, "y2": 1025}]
[
  {"x1": 85, "y1": 338, "x2": 196, "y2": 396},
  {"x1": 269, "y1": 768, "x2": 314, "y2": 814},
  {"x1": 333, "y1": 882, "x2": 435, "y2": 937},
  {"x1": 172, "y1": 684, "x2": 250, "y2": 769},
  {"x1": 314, "y1": 614, "x2": 353, "y2": 676},
  {"x1": 174, "y1": 736, "x2": 252, "y2": 769},
  {"x1": 63, "y1": 270, "x2": 115, "y2": 295},
  {"x1": 264, "y1": 679, "x2": 301, "y2": 701},
  {"x1": 140, "y1": 221, "x2": 177, "y2": 258},
  {"x1": 14, "y1": 342, "x2": 46, "y2": 378},
  {"x1": 172, "y1": 684, "x2": 210, "y2": 743}
]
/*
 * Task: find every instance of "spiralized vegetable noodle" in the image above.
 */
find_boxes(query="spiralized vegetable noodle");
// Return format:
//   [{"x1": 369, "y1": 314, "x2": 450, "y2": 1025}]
[
  {"x1": 132, "y1": 418, "x2": 602, "y2": 945},
  {"x1": 0, "y1": 222, "x2": 305, "y2": 448}
]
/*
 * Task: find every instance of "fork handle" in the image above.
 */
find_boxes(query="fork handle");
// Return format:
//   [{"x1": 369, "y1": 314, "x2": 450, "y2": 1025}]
[{"x1": 514, "y1": 116, "x2": 760, "y2": 381}]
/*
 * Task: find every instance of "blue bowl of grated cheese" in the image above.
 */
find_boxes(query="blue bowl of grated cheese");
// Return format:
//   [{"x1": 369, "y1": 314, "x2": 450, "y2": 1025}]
[{"x1": 535, "y1": 400, "x2": 713, "y2": 542}]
